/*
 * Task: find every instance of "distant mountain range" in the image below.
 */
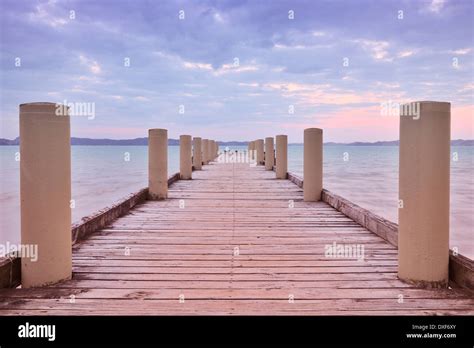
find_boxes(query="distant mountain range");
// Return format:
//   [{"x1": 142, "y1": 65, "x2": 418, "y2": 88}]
[{"x1": 0, "y1": 137, "x2": 473, "y2": 146}]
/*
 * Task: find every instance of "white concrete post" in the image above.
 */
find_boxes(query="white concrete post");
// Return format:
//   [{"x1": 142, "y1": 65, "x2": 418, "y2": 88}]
[
  {"x1": 303, "y1": 128, "x2": 323, "y2": 201},
  {"x1": 180, "y1": 135, "x2": 192, "y2": 179},
  {"x1": 148, "y1": 128, "x2": 168, "y2": 200},
  {"x1": 193, "y1": 137, "x2": 202, "y2": 170},
  {"x1": 398, "y1": 101, "x2": 450, "y2": 287},
  {"x1": 275, "y1": 135, "x2": 288, "y2": 179},
  {"x1": 20, "y1": 102, "x2": 72, "y2": 287},
  {"x1": 265, "y1": 137, "x2": 274, "y2": 170}
]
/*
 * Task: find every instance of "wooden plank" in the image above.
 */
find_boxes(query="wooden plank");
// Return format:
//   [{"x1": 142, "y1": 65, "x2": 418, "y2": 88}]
[
  {"x1": 1, "y1": 287, "x2": 470, "y2": 300},
  {"x1": 0, "y1": 299, "x2": 472, "y2": 316}
]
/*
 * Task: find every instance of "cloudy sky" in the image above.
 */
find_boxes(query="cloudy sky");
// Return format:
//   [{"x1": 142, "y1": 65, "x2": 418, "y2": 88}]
[{"x1": 0, "y1": 0, "x2": 472, "y2": 142}]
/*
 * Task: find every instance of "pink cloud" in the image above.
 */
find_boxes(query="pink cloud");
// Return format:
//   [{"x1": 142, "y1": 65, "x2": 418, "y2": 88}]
[
  {"x1": 452, "y1": 104, "x2": 474, "y2": 139},
  {"x1": 280, "y1": 104, "x2": 473, "y2": 142},
  {"x1": 280, "y1": 105, "x2": 398, "y2": 142}
]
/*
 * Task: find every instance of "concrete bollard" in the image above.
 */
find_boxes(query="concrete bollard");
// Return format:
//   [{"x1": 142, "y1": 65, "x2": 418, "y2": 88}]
[
  {"x1": 275, "y1": 135, "x2": 288, "y2": 179},
  {"x1": 303, "y1": 128, "x2": 323, "y2": 201},
  {"x1": 213, "y1": 140, "x2": 217, "y2": 159},
  {"x1": 398, "y1": 101, "x2": 451, "y2": 288},
  {"x1": 207, "y1": 139, "x2": 213, "y2": 162},
  {"x1": 208, "y1": 139, "x2": 213, "y2": 162},
  {"x1": 248, "y1": 141, "x2": 254, "y2": 160},
  {"x1": 180, "y1": 135, "x2": 192, "y2": 179},
  {"x1": 148, "y1": 128, "x2": 168, "y2": 200},
  {"x1": 193, "y1": 137, "x2": 202, "y2": 170},
  {"x1": 19, "y1": 102, "x2": 72, "y2": 287},
  {"x1": 202, "y1": 139, "x2": 209, "y2": 165},
  {"x1": 256, "y1": 139, "x2": 264, "y2": 165},
  {"x1": 265, "y1": 137, "x2": 274, "y2": 170}
]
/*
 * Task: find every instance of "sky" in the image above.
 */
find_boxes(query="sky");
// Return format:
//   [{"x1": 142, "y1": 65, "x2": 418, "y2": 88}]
[{"x1": 0, "y1": 0, "x2": 473, "y2": 142}]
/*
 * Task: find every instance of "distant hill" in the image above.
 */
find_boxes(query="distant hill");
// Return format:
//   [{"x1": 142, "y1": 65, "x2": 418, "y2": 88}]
[
  {"x1": 0, "y1": 137, "x2": 473, "y2": 146},
  {"x1": 70, "y1": 137, "x2": 151, "y2": 146},
  {"x1": 0, "y1": 137, "x2": 19, "y2": 145},
  {"x1": 0, "y1": 137, "x2": 247, "y2": 146},
  {"x1": 324, "y1": 140, "x2": 400, "y2": 146},
  {"x1": 297, "y1": 139, "x2": 474, "y2": 146},
  {"x1": 451, "y1": 139, "x2": 474, "y2": 146}
]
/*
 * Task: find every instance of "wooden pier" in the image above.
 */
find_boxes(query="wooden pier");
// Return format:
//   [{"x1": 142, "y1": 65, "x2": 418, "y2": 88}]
[
  {"x1": 1, "y1": 162, "x2": 473, "y2": 315},
  {"x1": 1, "y1": 101, "x2": 473, "y2": 316}
]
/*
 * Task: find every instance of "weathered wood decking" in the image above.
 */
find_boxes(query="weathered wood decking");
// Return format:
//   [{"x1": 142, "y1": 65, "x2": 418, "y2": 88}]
[{"x1": 1, "y1": 162, "x2": 473, "y2": 315}]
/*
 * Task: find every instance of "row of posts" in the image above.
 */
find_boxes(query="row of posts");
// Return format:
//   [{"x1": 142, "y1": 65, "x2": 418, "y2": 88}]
[
  {"x1": 19, "y1": 101, "x2": 450, "y2": 288},
  {"x1": 248, "y1": 135, "x2": 289, "y2": 180},
  {"x1": 249, "y1": 132, "x2": 323, "y2": 203},
  {"x1": 149, "y1": 131, "x2": 218, "y2": 200},
  {"x1": 246, "y1": 102, "x2": 451, "y2": 288}
]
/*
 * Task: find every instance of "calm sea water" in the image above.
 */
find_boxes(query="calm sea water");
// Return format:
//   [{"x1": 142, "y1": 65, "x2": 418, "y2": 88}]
[{"x1": 1, "y1": 145, "x2": 472, "y2": 258}]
